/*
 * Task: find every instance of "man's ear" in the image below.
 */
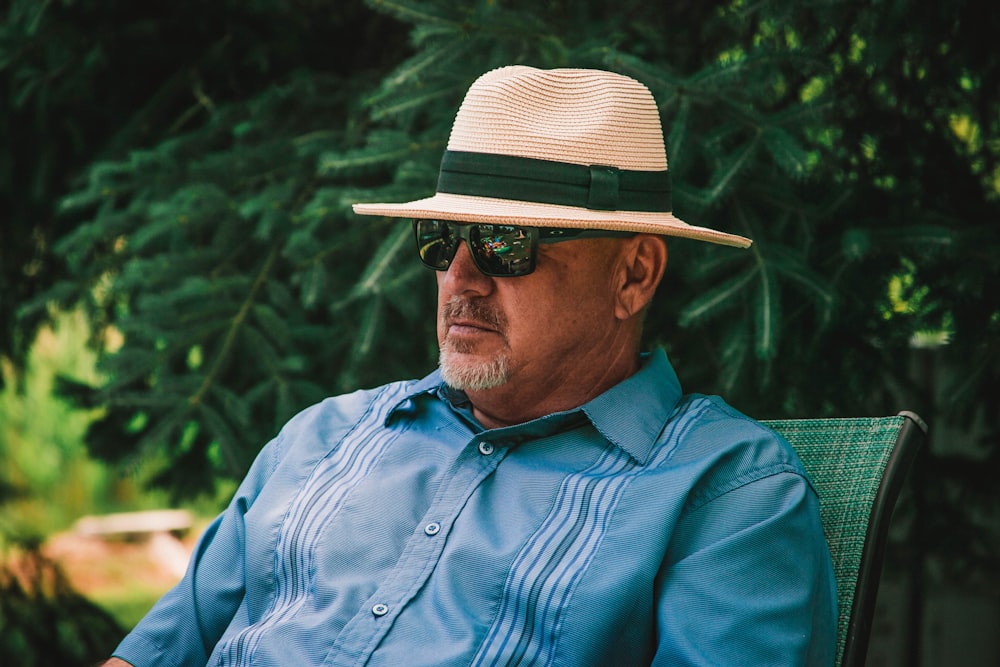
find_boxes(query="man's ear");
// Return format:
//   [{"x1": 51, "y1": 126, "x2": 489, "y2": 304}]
[{"x1": 615, "y1": 235, "x2": 668, "y2": 320}]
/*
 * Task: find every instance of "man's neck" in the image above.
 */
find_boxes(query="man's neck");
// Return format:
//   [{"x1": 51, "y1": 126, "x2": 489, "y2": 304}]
[{"x1": 465, "y1": 346, "x2": 642, "y2": 429}]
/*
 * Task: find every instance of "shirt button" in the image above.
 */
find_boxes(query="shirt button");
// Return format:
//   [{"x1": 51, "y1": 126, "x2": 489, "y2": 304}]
[
  {"x1": 478, "y1": 441, "x2": 495, "y2": 456},
  {"x1": 372, "y1": 603, "x2": 389, "y2": 616},
  {"x1": 424, "y1": 522, "x2": 441, "y2": 536}
]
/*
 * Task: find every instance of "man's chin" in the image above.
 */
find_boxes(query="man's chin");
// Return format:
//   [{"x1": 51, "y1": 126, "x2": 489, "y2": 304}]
[{"x1": 439, "y1": 348, "x2": 511, "y2": 391}]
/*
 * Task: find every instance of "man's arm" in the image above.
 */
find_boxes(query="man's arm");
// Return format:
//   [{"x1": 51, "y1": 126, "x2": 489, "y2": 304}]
[
  {"x1": 106, "y1": 435, "x2": 284, "y2": 666},
  {"x1": 99, "y1": 659, "x2": 133, "y2": 667},
  {"x1": 653, "y1": 469, "x2": 838, "y2": 666},
  {"x1": 106, "y1": 508, "x2": 247, "y2": 665}
]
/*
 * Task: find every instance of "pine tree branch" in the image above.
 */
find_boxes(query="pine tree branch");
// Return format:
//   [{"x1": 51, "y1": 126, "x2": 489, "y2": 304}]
[
  {"x1": 188, "y1": 246, "x2": 279, "y2": 409},
  {"x1": 365, "y1": 0, "x2": 462, "y2": 29},
  {"x1": 708, "y1": 132, "x2": 761, "y2": 203}
]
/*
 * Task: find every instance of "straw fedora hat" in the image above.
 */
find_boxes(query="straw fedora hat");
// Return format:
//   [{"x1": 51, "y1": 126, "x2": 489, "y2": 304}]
[{"x1": 352, "y1": 66, "x2": 752, "y2": 249}]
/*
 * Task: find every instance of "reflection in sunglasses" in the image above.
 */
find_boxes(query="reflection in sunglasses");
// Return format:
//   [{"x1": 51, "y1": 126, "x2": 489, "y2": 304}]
[{"x1": 414, "y1": 220, "x2": 545, "y2": 277}]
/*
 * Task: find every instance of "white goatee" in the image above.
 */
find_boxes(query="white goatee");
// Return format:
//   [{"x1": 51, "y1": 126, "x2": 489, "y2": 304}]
[{"x1": 438, "y1": 295, "x2": 511, "y2": 390}]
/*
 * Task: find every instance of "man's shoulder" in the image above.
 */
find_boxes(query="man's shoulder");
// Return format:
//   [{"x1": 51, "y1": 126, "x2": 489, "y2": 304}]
[
  {"x1": 258, "y1": 377, "x2": 426, "y2": 466},
  {"x1": 285, "y1": 377, "x2": 425, "y2": 431},
  {"x1": 674, "y1": 393, "x2": 777, "y2": 437},
  {"x1": 663, "y1": 393, "x2": 806, "y2": 483}
]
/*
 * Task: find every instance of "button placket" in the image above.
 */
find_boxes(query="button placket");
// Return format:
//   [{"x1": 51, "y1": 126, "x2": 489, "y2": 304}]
[{"x1": 327, "y1": 427, "x2": 509, "y2": 660}]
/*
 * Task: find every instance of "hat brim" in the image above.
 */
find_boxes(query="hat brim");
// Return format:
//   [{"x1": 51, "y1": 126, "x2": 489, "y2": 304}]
[{"x1": 352, "y1": 193, "x2": 752, "y2": 249}]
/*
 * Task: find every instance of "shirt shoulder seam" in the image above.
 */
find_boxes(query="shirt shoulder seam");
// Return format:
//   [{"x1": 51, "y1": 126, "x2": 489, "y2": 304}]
[{"x1": 683, "y1": 463, "x2": 807, "y2": 514}]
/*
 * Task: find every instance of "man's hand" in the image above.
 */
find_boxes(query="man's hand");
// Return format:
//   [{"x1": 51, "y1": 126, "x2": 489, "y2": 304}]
[{"x1": 98, "y1": 659, "x2": 133, "y2": 667}]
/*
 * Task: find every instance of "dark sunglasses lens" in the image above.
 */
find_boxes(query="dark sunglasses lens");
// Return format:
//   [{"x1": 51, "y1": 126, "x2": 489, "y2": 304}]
[
  {"x1": 415, "y1": 220, "x2": 458, "y2": 269},
  {"x1": 468, "y1": 224, "x2": 535, "y2": 276}
]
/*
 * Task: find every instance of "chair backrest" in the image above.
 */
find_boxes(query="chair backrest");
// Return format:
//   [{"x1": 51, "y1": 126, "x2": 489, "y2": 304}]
[{"x1": 762, "y1": 411, "x2": 927, "y2": 667}]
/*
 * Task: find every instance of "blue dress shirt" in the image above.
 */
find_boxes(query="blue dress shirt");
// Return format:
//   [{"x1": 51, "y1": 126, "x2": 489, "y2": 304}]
[{"x1": 113, "y1": 349, "x2": 836, "y2": 666}]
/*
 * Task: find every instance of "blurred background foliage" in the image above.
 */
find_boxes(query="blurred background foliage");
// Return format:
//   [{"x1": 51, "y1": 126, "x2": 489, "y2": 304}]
[
  {"x1": 2, "y1": 308, "x2": 135, "y2": 540},
  {"x1": 1, "y1": 0, "x2": 998, "y2": 664}
]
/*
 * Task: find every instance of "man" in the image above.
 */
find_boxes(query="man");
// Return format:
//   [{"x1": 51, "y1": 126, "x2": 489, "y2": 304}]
[{"x1": 105, "y1": 66, "x2": 836, "y2": 666}]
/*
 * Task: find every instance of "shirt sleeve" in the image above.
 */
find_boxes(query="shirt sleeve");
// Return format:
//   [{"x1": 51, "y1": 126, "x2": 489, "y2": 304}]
[
  {"x1": 653, "y1": 469, "x2": 838, "y2": 667},
  {"x1": 111, "y1": 437, "x2": 283, "y2": 667}
]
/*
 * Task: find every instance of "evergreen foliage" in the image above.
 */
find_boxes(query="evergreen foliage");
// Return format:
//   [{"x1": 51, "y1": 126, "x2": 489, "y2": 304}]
[
  {"x1": 1, "y1": 0, "x2": 409, "y2": 366},
  {"x1": 4, "y1": 0, "x2": 999, "y2": 639}
]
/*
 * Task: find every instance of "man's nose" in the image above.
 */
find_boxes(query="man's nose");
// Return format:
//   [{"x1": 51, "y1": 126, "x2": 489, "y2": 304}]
[{"x1": 439, "y1": 241, "x2": 494, "y2": 295}]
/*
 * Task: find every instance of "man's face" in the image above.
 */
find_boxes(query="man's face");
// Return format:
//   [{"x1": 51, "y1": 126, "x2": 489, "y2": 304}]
[{"x1": 436, "y1": 233, "x2": 626, "y2": 394}]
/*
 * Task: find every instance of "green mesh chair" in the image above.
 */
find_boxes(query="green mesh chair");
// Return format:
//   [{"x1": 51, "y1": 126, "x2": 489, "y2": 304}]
[{"x1": 763, "y1": 411, "x2": 927, "y2": 667}]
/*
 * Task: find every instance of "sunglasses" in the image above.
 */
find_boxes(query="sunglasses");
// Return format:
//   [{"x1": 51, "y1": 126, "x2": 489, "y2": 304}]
[{"x1": 413, "y1": 219, "x2": 635, "y2": 277}]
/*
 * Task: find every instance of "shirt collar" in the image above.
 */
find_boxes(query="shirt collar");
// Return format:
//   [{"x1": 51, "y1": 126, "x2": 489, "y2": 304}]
[
  {"x1": 579, "y1": 348, "x2": 682, "y2": 464},
  {"x1": 387, "y1": 349, "x2": 683, "y2": 465}
]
